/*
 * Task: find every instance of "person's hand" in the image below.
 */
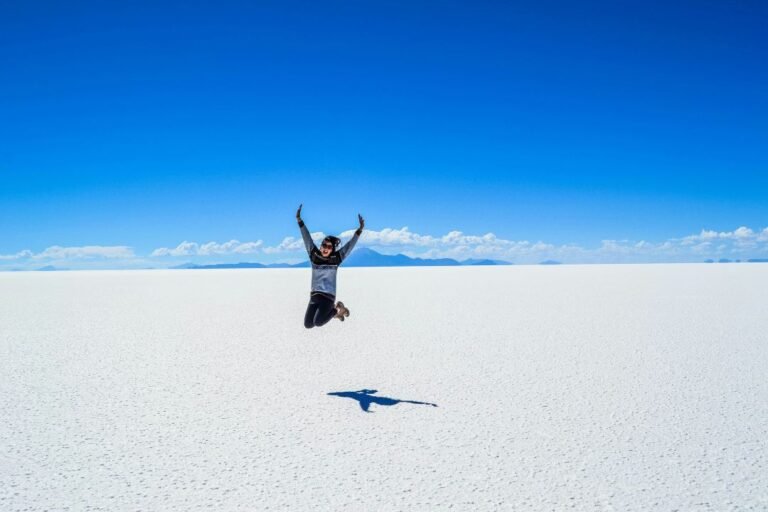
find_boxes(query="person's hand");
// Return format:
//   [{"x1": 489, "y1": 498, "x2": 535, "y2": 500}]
[
  {"x1": 296, "y1": 204, "x2": 303, "y2": 221},
  {"x1": 358, "y1": 213, "x2": 365, "y2": 231}
]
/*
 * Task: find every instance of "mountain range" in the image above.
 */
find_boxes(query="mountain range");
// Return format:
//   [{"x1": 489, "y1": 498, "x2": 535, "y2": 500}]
[{"x1": 171, "y1": 248, "x2": 511, "y2": 269}]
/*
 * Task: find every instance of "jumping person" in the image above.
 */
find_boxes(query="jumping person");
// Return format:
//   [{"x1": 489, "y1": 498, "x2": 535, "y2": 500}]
[{"x1": 297, "y1": 204, "x2": 364, "y2": 328}]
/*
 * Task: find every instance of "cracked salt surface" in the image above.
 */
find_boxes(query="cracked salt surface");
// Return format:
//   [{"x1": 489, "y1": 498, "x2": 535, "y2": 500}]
[{"x1": 1, "y1": 265, "x2": 767, "y2": 510}]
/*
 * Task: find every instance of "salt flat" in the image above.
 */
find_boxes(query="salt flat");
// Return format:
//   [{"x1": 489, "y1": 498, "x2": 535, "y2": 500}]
[{"x1": 1, "y1": 264, "x2": 767, "y2": 511}]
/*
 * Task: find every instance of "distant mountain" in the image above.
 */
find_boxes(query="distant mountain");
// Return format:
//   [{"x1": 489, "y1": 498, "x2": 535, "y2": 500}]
[
  {"x1": 343, "y1": 248, "x2": 512, "y2": 267},
  {"x1": 36, "y1": 265, "x2": 67, "y2": 271},
  {"x1": 172, "y1": 262, "x2": 267, "y2": 269},
  {"x1": 704, "y1": 259, "x2": 765, "y2": 263},
  {"x1": 343, "y1": 248, "x2": 459, "y2": 267},
  {"x1": 174, "y1": 261, "x2": 308, "y2": 270},
  {"x1": 461, "y1": 258, "x2": 510, "y2": 266},
  {"x1": 171, "y1": 262, "x2": 199, "y2": 269},
  {"x1": 170, "y1": 248, "x2": 512, "y2": 269},
  {"x1": 539, "y1": 260, "x2": 562, "y2": 265}
]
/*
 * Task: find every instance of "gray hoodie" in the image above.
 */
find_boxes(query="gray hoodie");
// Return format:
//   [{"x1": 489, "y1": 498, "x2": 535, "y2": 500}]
[{"x1": 299, "y1": 221, "x2": 360, "y2": 298}]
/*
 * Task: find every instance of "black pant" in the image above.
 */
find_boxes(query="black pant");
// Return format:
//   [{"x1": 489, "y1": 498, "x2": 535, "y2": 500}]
[{"x1": 304, "y1": 293, "x2": 337, "y2": 329}]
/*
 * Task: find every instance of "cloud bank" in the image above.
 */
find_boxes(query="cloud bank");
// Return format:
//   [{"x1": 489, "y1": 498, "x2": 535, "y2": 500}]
[
  {"x1": 0, "y1": 245, "x2": 134, "y2": 261},
  {"x1": 337, "y1": 226, "x2": 768, "y2": 264},
  {"x1": 2, "y1": 227, "x2": 768, "y2": 269},
  {"x1": 150, "y1": 240, "x2": 264, "y2": 257}
]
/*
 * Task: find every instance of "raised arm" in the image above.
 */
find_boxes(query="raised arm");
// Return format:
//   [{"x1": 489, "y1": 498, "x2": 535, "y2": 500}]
[
  {"x1": 296, "y1": 204, "x2": 316, "y2": 254},
  {"x1": 338, "y1": 213, "x2": 365, "y2": 261}
]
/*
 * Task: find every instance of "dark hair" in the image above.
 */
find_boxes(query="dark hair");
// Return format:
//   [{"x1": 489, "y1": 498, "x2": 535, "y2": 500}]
[{"x1": 322, "y1": 236, "x2": 341, "y2": 249}]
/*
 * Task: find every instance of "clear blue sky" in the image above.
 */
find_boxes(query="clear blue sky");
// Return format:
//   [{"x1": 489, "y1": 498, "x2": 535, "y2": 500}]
[{"x1": 1, "y1": 1, "x2": 766, "y2": 264}]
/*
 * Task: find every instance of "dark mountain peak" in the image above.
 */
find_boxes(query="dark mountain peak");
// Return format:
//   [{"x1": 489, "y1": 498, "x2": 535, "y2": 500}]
[{"x1": 461, "y1": 258, "x2": 511, "y2": 266}]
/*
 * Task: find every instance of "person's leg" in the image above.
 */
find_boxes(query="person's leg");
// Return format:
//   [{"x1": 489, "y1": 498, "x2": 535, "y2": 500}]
[
  {"x1": 313, "y1": 295, "x2": 339, "y2": 327},
  {"x1": 304, "y1": 298, "x2": 319, "y2": 329}
]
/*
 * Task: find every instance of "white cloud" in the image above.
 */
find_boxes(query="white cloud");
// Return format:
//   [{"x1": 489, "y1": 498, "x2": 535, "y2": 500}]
[
  {"x1": 151, "y1": 241, "x2": 198, "y2": 257},
  {"x1": 151, "y1": 232, "x2": 328, "y2": 258},
  {"x1": 0, "y1": 245, "x2": 135, "y2": 261},
  {"x1": 151, "y1": 239, "x2": 264, "y2": 257},
  {"x1": 0, "y1": 245, "x2": 138, "y2": 272},
  {"x1": 5, "y1": 225, "x2": 768, "y2": 269},
  {"x1": 39, "y1": 245, "x2": 135, "y2": 259},
  {"x1": 345, "y1": 225, "x2": 768, "y2": 263},
  {"x1": 339, "y1": 226, "x2": 436, "y2": 247},
  {"x1": 355, "y1": 227, "x2": 560, "y2": 261},
  {"x1": 0, "y1": 249, "x2": 34, "y2": 261},
  {"x1": 199, "y1": 240, "x2": 263, "y2": 255},
  {"x1": 262, "y1": 232, "x2": 325, "y2": 254},
  {"x1": 732, "y1": 226, "x2": 754, "y2": 239},
  {"x1": 683, "y1": 226, "x2": 758, "y2": 244}
]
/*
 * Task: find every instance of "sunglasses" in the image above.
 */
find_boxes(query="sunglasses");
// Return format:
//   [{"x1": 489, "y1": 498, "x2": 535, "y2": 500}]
[{"x1": 321, "y1": 243, "x2": 334, "y2": 249}]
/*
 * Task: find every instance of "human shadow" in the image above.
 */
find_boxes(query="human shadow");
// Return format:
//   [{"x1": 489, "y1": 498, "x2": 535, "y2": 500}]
[{"x1": 327, "y1": 389, "x2": 438, "y2": 413}]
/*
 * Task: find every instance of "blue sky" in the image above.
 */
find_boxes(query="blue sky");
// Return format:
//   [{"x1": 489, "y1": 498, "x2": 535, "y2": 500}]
[{"x1": 1, "y1": 1, "x2": 766, "y2": 268}]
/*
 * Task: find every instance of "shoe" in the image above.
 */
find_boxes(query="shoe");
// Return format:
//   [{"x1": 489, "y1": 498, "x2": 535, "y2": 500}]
[{"x1": 336, "y1": 301, "x2": 350, "y2": 319}]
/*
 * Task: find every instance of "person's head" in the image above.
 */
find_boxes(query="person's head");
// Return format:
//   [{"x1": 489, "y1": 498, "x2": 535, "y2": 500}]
[{"x1": 320, "y1": 236, "x2": 340, "y2": 257}]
